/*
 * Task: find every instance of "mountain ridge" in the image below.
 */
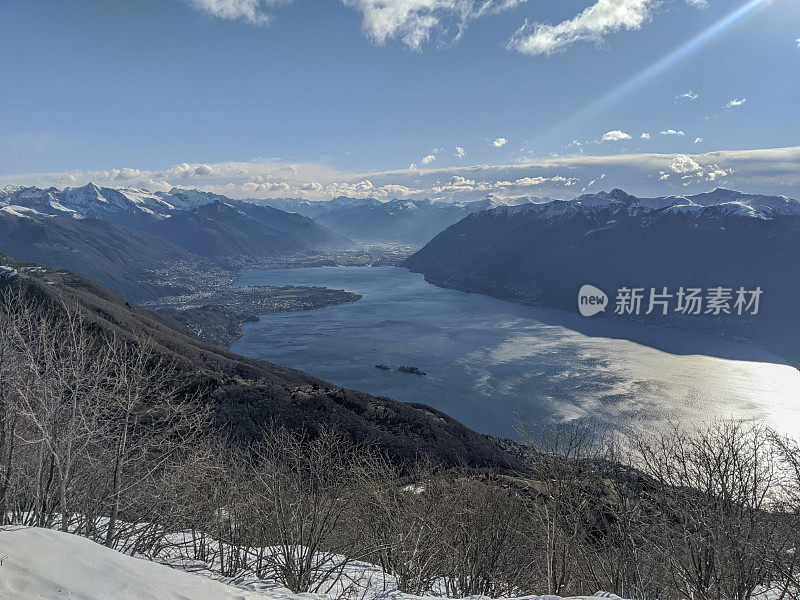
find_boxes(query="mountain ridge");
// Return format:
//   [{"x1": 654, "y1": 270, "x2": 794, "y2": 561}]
[
  {"x1": 404, "y1": 188, "x2": 800, "y2": 366},
  {"x1": 0, "y1": 185, "x2": 353, "y2": 300}
]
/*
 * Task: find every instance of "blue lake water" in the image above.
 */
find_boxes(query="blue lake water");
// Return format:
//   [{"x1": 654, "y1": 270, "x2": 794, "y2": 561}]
[{"x1": 231, "y1": 266, "x2": 800, "y2": 440}]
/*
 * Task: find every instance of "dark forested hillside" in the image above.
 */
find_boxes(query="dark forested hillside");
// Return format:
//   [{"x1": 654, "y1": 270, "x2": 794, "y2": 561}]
[
  {"x1": 0, "y1": 253, "x2": 518, "y2": 470},
  {"x1": 0, "y1": 211, "x2": 200, "y2": 301},
  {"x1": 405, "y1": 189, "x2": 800, "y2": 365},
  {"x1": 141, "y1": 200, "x2": 350, "y2": 258}
]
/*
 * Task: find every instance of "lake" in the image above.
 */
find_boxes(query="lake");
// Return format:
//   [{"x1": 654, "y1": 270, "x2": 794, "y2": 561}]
[{"x1": 231, "y1": 266, "x2": 800, "y2": 440}]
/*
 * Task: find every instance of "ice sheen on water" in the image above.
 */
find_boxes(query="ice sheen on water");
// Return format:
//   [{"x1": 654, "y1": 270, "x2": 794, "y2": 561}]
[{"x1": 230, "y1": 266, "x2": 800, "y2": 441}]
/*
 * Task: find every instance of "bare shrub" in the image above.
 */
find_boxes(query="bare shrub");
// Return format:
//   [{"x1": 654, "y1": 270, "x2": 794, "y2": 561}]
[{"x1": 244, "y1": 427, "x2": 386, "y2": 593}]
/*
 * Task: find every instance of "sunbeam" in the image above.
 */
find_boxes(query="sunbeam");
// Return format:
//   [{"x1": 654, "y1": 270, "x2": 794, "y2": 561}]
[{"x1": 550, "y1": 0, "x2": 771, "y2": 138}]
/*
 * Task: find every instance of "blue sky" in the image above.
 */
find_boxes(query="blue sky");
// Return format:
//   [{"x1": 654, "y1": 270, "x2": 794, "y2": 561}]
[{"x1": 1, "y1": 0, "x2": 799, "y2": 200}]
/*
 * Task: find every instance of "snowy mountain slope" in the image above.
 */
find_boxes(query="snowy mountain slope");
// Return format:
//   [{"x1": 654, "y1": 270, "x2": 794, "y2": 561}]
[
  {"x1": 507, "y1": 188, "x2": 800, "y2": 223},
  {"x1": 60, "y1": 183, "x2": 176, "y2": 222},
  {"x1": 0, "y1": 527, "x2": 623, "y2": 600},
  {"x1": 481, "y1": 188, "x2": 800, "y2": 225},
  {"x1": 2, "y1": 183, "x2": 173, "y2": 228},
  {"x1": 0, "y1": 186, "x2": 80, "y2": 217},
  {"x1": 155, "y1": 187, "x2": 234, "y2": 211},
  {"x1": 1, "y1": 184, "x2": 259, "y2": 228},
  {"x1": 259, "y1": 196, "x2": 384, "y2": 219}
]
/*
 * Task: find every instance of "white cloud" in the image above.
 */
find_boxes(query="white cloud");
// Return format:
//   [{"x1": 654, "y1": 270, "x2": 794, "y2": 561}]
[
  {"x1": 660, "y1": 129, "x2": 686, "y2": 136},
  {"x1": 668, "y1": 154, "x2": 701, "y2": 174},
  {"x1": 508, "y1": 0, "x2": 655, "y2": 56},
  {"x1": 187, "y1": 0, "x2": 708, "y2": 54},
  {"x1": 188, "y1": 0, "x2": 277, "y2": 24},
  {"x1": 662, "y1": 153, "x2": 734, "y2": 185},
  {"x1": 705, "y1": 166, "x2": 731, "y2": 182},
  {"x1": 341, "y1": 0, "x2": 523, "y2": 51},
  {"x1": 492, "y1": 137, "x2": 508, "y2": 148},
  {"x1": 725, "y1": 98, "x2": 747, "y2": 108},
  {"x1": 454, "y1": 146, "x2": 467, "y2": 158},
  {"x1": 168, "y1": 162, "x2": 220, "y2": 177},
  {"x1": 602, "y1": 130, "x2": 632, "y2": 142},
  {"x1": 694, "y1": 137, "x2": 703, "y2": 144},
  {"x1": 421, "y1": 154, "x2": 437, "y2": 164},
  {"x1": 674, "y1": 90, "x2": 698, "y2": 102},
  {"x1": 640, "y1": 132, "x2": 651, "y2": 140},
  {"x1": 187, "y1": 0, "x2": 524, "y2": 49},
  {"x1": 796, "y1": 37, "x2": 800, "y2": 48}
]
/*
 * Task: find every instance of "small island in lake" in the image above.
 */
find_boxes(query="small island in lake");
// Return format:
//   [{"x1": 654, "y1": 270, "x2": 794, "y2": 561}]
[
  {"x1": 375, "y1": 364, "x2": 391, "y2": 370},
  {"x1": 398, "y1": 365, "x2": 426, "y2": 375}
]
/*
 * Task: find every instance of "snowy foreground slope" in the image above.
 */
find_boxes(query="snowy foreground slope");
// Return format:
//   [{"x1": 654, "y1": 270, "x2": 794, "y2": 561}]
[
  {"x1": 0, "y1": 527, "x2": 619, "y2": 600},
  {"x1": 0, "y1": 527, "x2": 271, "y2": 600}
]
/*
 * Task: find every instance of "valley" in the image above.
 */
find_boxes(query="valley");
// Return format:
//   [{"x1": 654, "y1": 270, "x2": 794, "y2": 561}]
[
  {"x1": 5, "y1": 8, "x2": 800, "y2": 598},
  {"x1": 4, "y1": 182, "x2": 799, "y2": 442}
]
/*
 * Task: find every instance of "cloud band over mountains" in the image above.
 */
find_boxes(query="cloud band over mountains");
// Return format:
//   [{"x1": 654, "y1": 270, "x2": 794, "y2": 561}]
[{"x1": 3, "y1": 147, "x2": 800, "y2": 202}]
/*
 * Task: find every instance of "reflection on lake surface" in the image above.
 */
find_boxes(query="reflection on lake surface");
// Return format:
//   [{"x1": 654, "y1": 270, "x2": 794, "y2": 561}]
[{"x1": 230, "y1": 266, "x2": 800, "y2": 440}]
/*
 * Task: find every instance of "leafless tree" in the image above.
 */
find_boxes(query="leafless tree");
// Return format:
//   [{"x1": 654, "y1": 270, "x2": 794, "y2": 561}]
[
  {"x1": 98, "y1": 335, "x2": 212, "y2": 547},
  {"x1": 518, "y1": 422, "x2": 609, "y2": 596},
  {"x1": 633, "y1": 422, "x2": 794, "y2": 600}
]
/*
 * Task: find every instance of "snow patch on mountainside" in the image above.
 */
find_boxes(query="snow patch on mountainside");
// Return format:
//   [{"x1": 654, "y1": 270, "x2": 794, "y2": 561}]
[
  {"x1": 0, "y1": 184, "x2": 232, "y2": 224},
  {"x1": 0, "y1": 205, "x2": 47, "y2": 219}
]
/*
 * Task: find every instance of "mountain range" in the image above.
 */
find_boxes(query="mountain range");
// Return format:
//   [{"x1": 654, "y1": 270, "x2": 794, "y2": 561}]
[
  {"x1": 0, "y1": 184, "x2": 350, "y2": 300},
  {"x1": 404, "y1": 188, "x2": 800, "y2": 365},
  {"x1": 140, "y1": 199, "x2": 348, "y2": 258},
  {"x1": 263, "y1": 195, "x2": 538, "y2": 244}
]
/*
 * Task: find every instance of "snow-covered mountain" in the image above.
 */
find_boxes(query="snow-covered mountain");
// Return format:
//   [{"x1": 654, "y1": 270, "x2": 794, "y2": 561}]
[
  {"x1": 259, "y1": 196, "x2": 384, "y2": 219},
  {"x1": 494, "y1": 188, "x2": 800, "y2": 223},
  {"x1": 0, "y1": 183, "x2": 237, "y2": 228},
  {"x1": 155, "y1": 187, "x2": 234, "y2": 211}
]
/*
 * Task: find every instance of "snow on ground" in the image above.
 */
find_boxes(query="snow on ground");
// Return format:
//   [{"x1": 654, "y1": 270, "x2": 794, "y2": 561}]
[
  {"x1": 0, "y1": 527, "x2": 283, "y2": 600},
  {"x1": 0, "y1": 526, "x2": 623, "y2": 600}
]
